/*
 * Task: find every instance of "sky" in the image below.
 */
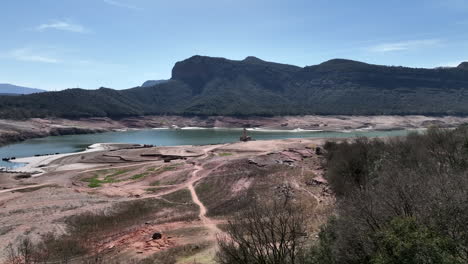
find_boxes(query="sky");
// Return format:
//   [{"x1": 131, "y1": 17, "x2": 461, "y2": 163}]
[{"x1": 1, "y1": 0, "x2": 468, "y2": 91}]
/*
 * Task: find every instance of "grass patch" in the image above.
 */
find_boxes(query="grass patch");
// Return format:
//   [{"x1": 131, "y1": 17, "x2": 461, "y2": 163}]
[
  {"x1": 131, "y1": 172, "x2": 149, "y2": 180},
  {"x1": 164, "y1": 226, "x2": 207, "y2": 237},
  {"x1": 82, "y1": 169, "x2": 129, "y2": 188},
  {"x1": 7, "y1": 196, "x2": 199, "y2": 263},
  {"x1": 83, "y1": 176, "x2": 119, "y2": 188},
  {"x1": 66, "y1": 198, "x2": 173, "y2": 239},
  {"x1": 130, "y1": 164, "x2": 181, "y2": 180},
  {"x1": 106, "y1": 169, "x2": 129, "y2": 177},
  {"x1": 0, "y1": 225, "x2": 15, "y2": 235},
  {"x1": 141, "y1": 242, "x2": 212, "y2": 264},
  {"x1": 154, "y1": 163, "x2": 182, "y2": 174},
  {"x1": 150, "y1": 180, "x2": 161, "y2": 186},
  {"x1": 66, "y1": 197, "x2": 198, "y2": 239},
  {"x1": 155, "y1": 171, "x2": 191, "y2": 186},
  {"x1": 161, "y1": 189, "x2": 192, "y2": 204},
  {"x1": 145, "y1": 186, "x2": 171, "y2": 193},
  {"x1": 149, "y1": 180, "x2": 160, "y2": 186},
  {"x1": 194, "y1": 162, "x2": 288, "y2": 217},
  {"x1": 303, "y1": 171, "x2": 317, "y2": 182}
]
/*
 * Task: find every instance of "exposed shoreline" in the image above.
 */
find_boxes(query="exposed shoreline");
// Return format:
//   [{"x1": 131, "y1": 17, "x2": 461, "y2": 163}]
[
  {"x1": 1, "y1": 115, "x2": 467, "y2": 147},
  {"x1": 0, "y1": 137, "x2": 333, "y2": 262},
  {"x1": 9, "y1": 143, "x2": 110, "y2": 175}
]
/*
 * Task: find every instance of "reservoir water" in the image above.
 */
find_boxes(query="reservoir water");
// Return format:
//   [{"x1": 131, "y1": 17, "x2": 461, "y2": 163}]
[{"x1": 0, "y1": 128, "x2": 413, "y2": 168}]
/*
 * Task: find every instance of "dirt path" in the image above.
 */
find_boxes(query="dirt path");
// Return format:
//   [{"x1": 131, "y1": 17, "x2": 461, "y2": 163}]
[
  {"x1": 188, "y1": 166, "x2": 222, "y2": 235},
  {"x1": 186, "y1": 145, "x2": 224, "y2": 236}
]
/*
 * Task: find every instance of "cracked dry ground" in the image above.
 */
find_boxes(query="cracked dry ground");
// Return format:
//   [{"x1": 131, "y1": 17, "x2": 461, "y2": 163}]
[{"x1": 0, "y1": 138, "x2": 335, "y2": 263}]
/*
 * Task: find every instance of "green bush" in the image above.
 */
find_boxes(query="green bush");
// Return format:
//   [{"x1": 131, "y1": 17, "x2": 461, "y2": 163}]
[{"x1": 371, "y1": 217, "x2": 461, "y2": 264}]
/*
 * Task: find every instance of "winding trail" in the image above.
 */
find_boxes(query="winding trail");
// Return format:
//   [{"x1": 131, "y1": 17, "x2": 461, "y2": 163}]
[
  {"x1": 186, "y1": 145, "x2": 224, "y2": 236},
  {"x1": 188, "y1": 165, "x2": 222, "y2": 235}
]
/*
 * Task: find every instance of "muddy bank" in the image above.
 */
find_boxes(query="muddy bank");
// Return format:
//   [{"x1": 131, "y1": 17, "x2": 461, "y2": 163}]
[{"x1": 1, "y1": 115, "x2": 468, "y2": 146}]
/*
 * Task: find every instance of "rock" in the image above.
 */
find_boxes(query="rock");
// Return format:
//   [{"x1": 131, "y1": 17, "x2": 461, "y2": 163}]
[
  {"x1": 240, "y1": 128, "x2": 252, "y2": 142},
  {"x1": 290, "y1": 149, "x2": 313, "y2": 158},
  {"x1": 152, "y1": 232, "x2": 162, "y2": 240},
  {"x1": 248, "y1": 158, "x2": 271, "y2": 167},
  {"x1": 421, "y1": 120, "x2": 447, "y2": 128},
  {"x1": 282, "y1": 151, "x2": 302, "y2": 161},
  {"x1": 315, "y1": 147, "x2": 323, "y2": 155},
  {"x1": 275, "y1": 183, "x2": 295, "y2": 198},
  {"x1": 306, "y1": 179, "x2": 325, "y2": 186},
  {"x1": 14, "y1": 174, "x2": 31, "y2": 180}
]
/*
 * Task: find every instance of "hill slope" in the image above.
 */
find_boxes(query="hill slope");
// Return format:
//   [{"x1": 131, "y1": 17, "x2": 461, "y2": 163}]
[
  {"x1": 1, "y1": 56, "x2": 468, "y2": 119},
  {"x1": 141, "y1": 80, "x2": 168, "y2": 87},
  {"x1": 0, "y1": 83, "x2": 45, "y2": 95}
]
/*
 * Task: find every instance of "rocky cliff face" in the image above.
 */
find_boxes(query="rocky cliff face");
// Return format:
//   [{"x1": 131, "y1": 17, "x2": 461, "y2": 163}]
[{"x1": 171, "y1": 55, "x2": 300, "y2": 95}]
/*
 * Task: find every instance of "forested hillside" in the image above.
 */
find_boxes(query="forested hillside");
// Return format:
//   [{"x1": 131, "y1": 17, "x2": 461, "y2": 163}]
[
  {"x1": 1, "y1": 56, "x2": 468, "y2": 119},
  {"x1": 307, "y1": 127, "x2": 468, "y2": 263}
]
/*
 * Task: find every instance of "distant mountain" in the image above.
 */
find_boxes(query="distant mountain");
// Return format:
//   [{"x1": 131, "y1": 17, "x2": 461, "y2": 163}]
[
  {"x1": 1, "y1": 56, "x2": 468, "y2": 119},
  {"x1": 141, "y1": 80, "x2": 168, "y2": 87},
  {"x1": 458, "y1": 62, "x2": 468, "y2": 69},
  {"x1": 0, "y1": 84, "x2": 45, "y2": 95}
]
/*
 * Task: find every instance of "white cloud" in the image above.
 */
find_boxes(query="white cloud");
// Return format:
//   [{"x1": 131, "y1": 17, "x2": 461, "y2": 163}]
[
  {"x1": 8, "y1": 48, "x2": 61, "y2": 64},
  {"x1": 369, "y1": 39, "x2": 441, "y2": 52},
  {"x1": 103, "y1": 0, "x2": 141, "y2": 10},
  {"x1": 36, "y1": 21, "x2": 87, "y2": 33}
]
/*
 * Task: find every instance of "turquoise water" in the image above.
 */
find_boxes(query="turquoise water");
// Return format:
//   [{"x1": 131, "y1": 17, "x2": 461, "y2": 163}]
[{"x1": 0, "y1": 128, "x2": 412, "y2": 168}]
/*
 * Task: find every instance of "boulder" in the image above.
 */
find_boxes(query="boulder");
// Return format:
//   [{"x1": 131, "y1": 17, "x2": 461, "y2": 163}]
[
  {"x1": 152, "y1": 232, "x2": 162, "y2": 240},
  {"x1": 315, "y1": 147, "x2": 323, "y2": 155}
]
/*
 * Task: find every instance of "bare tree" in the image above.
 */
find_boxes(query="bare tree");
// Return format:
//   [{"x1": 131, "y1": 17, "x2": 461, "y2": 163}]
[
  {"x1": 216, "y1": 198, "x2": 309, "y2": 264},
  {"x1": 6, "y1": 236, "x2": 50, "y2": 264}
]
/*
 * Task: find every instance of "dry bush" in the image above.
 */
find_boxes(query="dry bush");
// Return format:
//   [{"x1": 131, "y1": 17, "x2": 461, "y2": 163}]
[{"x1": 5, "y1": 235, "x2": 86, "y2": 264}]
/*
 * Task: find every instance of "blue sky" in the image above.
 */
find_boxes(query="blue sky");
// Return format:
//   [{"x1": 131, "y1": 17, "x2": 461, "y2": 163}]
[{"x1": 1, "y1": 0, "x2": 468, "y2": 90}]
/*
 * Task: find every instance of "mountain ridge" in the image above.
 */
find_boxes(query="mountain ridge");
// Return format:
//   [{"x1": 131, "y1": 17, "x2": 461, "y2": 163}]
[
  {"x1": 1, "y1": 55, "x2": 468, "y2": 119},
  {"x1": 0, "y1": 83, "x2": 46, "y2": 95},
  {"x1": 141, "y1": 80, "x2": 168, "y2": 87}
]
